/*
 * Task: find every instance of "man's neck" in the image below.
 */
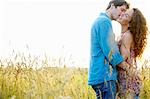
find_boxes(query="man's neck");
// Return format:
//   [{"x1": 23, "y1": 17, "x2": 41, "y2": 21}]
[{"x1": 106, "y1": 10, "x2": 113, "y2": 20}]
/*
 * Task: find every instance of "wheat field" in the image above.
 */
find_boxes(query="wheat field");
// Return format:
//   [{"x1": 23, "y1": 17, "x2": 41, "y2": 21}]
[{"x1": 0, "y1": 53, "x2": 150, "y2": 99}]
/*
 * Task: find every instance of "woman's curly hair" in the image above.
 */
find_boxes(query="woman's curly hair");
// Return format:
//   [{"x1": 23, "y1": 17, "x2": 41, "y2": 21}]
[{"x1": 128, "y1": 8, "x2": 148, "y2": 58}]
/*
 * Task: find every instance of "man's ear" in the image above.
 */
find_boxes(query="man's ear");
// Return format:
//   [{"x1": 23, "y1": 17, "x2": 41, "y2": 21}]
[{"x1": 110, "y1": 4, "x2": 115, "y2": 9}]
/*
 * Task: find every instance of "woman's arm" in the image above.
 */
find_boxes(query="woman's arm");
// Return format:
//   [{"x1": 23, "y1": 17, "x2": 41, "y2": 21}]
[
  {"x1": 119, "y1": 32, "x2": 133, "y2": 60},
  {"x1": 118, "y1": 32, "x2": 134, "y2": 71}
]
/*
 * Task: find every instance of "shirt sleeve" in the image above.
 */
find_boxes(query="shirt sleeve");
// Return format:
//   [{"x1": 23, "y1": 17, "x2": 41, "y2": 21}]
[{"x1": 96, "y1": 20, "x2": 124, "y2": 67}]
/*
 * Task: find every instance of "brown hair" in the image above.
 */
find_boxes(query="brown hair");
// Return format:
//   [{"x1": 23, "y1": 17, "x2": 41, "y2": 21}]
[
  {"x1": 106, "y1": 0, "x2": 130, "y2": 10},
  {"x1": 128, "y1": 8, "x2": 148, "y2": 58}
]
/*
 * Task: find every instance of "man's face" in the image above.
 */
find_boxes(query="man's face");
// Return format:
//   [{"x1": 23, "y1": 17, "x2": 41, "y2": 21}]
[{"x1": 112, "y1": 5, "x2": 127, "y2": 20}]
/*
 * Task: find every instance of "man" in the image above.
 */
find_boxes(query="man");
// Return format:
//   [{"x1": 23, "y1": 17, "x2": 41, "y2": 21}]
[{"x1": 88, "y1": 0, "x2": 130, "y2": 99}]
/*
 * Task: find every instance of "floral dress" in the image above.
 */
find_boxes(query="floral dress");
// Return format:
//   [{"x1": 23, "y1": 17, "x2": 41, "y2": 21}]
[{"x1": 117, "y1": 32, "x2": 142, "y2": 98}]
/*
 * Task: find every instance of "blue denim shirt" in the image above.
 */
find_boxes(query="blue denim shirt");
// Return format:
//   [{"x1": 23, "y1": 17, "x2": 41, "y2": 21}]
[{"x1": 88, "y1": 12, "x2": 124, "y2": 85}]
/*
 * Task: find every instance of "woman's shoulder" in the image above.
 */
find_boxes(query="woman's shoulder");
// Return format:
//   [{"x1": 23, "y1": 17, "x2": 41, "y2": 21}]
[
  {"x1": 122, "y1": 30, "x2": 133, "y2": 42},
  {"x1": 124, "y1": 31, "x2": 133, "y2": 38},
  {"x1": 123, "y1": 31, "x2": 135, "y2": 48}
]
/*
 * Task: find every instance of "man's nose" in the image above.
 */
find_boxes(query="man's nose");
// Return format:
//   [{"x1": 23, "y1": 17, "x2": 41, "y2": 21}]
[{"x1": 120, "y1": 13, "x2": 125, "y2": 17}]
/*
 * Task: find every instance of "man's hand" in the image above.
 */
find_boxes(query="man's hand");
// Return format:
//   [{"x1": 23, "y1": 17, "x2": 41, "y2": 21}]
[
  {"x1": 118, "y1": 61, "x2": 136, "y2": 77},
  {"x1": 118, "y1": 61, "x2": 130, "y2": 71}
]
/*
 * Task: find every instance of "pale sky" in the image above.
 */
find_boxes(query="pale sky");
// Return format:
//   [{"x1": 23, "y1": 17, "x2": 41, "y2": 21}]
[{"x1": 0, "y1": 0, "x2": 150, "y2": 68}]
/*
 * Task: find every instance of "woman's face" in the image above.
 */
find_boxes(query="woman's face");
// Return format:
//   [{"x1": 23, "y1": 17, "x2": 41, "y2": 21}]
[{"x1": 117, "y1": 9, "x2": 134, "y2": 25}]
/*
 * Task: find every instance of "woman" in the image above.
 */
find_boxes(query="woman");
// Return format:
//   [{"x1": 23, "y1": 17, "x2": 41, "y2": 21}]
[{"x1": 117, "y1": 8, "x2": 148, "y2": 99}]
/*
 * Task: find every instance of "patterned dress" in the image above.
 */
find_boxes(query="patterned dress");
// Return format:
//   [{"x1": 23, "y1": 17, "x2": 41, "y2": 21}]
[{"x1": 117, "y1": 32, "x2": 142, "y2": 98}]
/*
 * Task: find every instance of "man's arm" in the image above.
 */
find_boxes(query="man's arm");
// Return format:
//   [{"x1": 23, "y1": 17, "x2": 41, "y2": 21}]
[{"x1": 96, "y1": 20, "x2": 124, "y2": 67}]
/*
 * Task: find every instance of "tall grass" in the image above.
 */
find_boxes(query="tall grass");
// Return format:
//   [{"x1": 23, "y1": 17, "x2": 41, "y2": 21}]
[
  {"x1": 0, "y1": 53, "x2": 95, "y2": 99},
  {"x1": 140, "y1": 60, "x2": 150, "y2": 99},
  {"x1": 0, "y1": 53, "x2": 149, "y2": 99}
]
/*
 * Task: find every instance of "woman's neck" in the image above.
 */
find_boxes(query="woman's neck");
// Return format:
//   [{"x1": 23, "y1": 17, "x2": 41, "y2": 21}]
[{"x1": 121, "y1": 25, "x2": 129, "y2": 33}]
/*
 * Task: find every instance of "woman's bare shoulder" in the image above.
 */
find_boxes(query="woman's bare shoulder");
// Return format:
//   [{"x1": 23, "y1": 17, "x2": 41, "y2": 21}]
[
  {"x1": 123, "y1": 30, "x2": 133, "y2": 41},
  {"x1": 121, "y1": 30, "x2": 134, "y2": 48}
]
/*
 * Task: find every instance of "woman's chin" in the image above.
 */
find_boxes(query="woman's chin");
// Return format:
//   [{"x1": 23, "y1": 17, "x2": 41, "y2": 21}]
[{"x1": 116, "y1": 20, "x2": 121, "y2": 24}]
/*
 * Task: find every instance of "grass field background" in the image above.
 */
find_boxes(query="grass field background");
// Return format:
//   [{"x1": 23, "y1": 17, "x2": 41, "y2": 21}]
[{"x1": 0, "y1": 53, "x2": 150, "y2": 99}]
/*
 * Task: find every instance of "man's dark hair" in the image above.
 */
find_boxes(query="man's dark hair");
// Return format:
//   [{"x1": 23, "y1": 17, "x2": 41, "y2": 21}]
[{"x1": 106, "y1": 0, "x2": 129, "y2": 10}]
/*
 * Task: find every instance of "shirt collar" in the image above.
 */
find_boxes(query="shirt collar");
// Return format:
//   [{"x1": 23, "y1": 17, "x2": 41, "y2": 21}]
[{"x1": 100, "y1": 12, "x2": 110, "y2": 19}]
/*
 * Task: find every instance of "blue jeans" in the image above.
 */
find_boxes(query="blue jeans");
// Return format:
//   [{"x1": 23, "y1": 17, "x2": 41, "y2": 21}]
[
  {"x1": 135, "y1": 94, "x2": 140, "y2": 99},
  {"x1": 92, "y1": 80, "x2": 117, "y2": 99}
]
